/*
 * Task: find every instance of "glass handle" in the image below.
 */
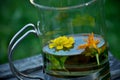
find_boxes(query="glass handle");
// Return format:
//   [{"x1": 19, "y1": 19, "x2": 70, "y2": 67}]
[{"x1": 8, "y1": 23, "x2": 44, "y2": 80}]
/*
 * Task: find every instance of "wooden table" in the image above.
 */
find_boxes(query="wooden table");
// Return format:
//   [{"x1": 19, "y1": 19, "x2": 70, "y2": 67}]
[{"x1": 0, "y1": 53, "x2": 120, "y2": 80}]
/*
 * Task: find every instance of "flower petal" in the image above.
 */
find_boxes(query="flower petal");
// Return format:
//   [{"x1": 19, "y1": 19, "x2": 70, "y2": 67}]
[
  {"x1": 64, "y1": 44, "x2": 72, "y2": 48},
  {"x1": 49, "y1": 43, "x2": 55, "y2": 49},
  {"x1": 56, "y1": 45, "x2": 63, "y2": 50},
  {"x1": 69, "y1": 37, "x2": 74, "y2": 44},
  {"x1": 77, "y1": 44, "x2": 87, "y2": 49}
]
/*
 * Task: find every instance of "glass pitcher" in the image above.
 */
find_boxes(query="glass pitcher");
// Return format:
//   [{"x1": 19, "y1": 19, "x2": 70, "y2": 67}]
[{"x1": 8, "y1": 0, "x2": 110, "y2": 80}]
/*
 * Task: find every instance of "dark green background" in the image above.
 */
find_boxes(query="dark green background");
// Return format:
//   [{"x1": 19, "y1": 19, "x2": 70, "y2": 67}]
[{"x1": 0, "y1": 0, "x2": 120, "y2": 64}]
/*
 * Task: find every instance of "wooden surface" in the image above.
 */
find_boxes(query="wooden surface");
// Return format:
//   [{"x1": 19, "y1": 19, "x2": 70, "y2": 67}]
[{"x1": 0, "y1": 53, "x2": 120, "y2": 80}]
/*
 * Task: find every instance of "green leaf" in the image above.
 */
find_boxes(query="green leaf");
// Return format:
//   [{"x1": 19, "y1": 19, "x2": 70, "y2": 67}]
[{"x1": 46, "y1": 54, "x2": 68, "y2": 70}]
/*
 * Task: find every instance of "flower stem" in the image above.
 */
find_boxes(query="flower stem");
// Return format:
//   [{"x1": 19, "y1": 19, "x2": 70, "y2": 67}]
[{"x1": 96, "y1": 54, "x2": 100, "y2": 65}]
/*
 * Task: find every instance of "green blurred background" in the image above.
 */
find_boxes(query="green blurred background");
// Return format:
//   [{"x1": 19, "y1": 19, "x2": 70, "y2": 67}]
[{"x1": 0, "y1": 0, "x2": 120, "y2": 64}]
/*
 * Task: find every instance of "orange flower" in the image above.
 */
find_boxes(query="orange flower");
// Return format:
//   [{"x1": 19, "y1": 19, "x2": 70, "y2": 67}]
[
  {"x1": 78, "y1": 33, "x2": 100, "y2": 53},
  {"x1": 78, "y1": 33, "x2": 101, "y2": 65}
]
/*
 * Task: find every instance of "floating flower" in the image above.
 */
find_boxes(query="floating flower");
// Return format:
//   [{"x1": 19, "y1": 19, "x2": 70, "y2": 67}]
[
  {"x1": 77, "y1": 33, "x2": 101, "y2": 65},
  {"x1": 49, "y1": 36, "x2": 74, "y2": 50},
  {"x1": 78, "y1": 33, "x2": 100, "y2": 53}
]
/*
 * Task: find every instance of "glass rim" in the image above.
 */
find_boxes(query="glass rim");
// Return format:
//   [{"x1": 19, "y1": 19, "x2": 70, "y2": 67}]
[{"x1": 30, "y1": 0, "x2": 96, "y2": 10}]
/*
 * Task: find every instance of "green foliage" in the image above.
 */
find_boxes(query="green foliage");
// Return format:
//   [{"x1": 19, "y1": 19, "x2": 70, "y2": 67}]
[
  {"x1": 104, "y1": 0, "x2": 120, "y2": 60},
  {"x1": 46, "y1": 54, "x2": 68, "y2": 70},
  {"x1": 72, "y1": 14, "x2": 95, "y2": 27},
  {"x1": 0, "y1": 0, "x2": 39, "y2": 64}
]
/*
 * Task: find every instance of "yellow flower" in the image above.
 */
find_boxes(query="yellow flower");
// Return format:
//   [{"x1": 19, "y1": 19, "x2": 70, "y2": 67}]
[{"x1": 49, "y1": 36, "x2": 74, "y2": 50}]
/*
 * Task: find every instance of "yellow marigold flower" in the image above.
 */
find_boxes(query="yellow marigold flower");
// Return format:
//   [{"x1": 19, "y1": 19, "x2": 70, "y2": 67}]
[{"x1": 49, "y1": 36, "x2": 74, "y2": 50}]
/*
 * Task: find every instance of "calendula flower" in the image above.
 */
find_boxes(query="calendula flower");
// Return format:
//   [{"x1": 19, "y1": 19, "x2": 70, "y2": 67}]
[
  {"x1": 77, "y1": 33, "x2": 101, "y2": 65},
  {"x1": 49, "y1": 36, "x2": 74, "y2": 50},
  {"x1": 78, "y1": 33, "x2": 100, "y2": 53}
]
